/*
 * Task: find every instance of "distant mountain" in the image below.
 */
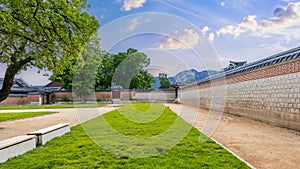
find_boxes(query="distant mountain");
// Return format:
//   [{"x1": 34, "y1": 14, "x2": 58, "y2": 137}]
[
  {"x1": 174, "y1": 70, "x2": 196, "y2": 84},
  {"x1": 168, "y1": 77, "x2": 176, "y2": 85},
  {"x1": 151, "y1": 77, "x2": 161, "y2": 89},
  {"x1": 151, "y1": 69, "x2": 219, "y2": 89},
  {"x1": 195, "y1": 70, "x2": 219, "y2": 81},
  {"x1": 173, "y1": 69, "x2": 219, "y2": 86}
]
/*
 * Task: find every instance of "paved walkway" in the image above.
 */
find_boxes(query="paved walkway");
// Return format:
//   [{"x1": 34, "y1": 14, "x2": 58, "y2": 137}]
[
  {"x1": 0, "y1": 106, "x2": 116, "y2": 141},
  {"x1": 166, "y1": 104, "x2": 300, "y2": 169}
]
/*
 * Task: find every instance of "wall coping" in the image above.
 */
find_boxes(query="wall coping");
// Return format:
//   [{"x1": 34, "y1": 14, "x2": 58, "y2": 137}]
[{"x1": 181, "y1": 46, "x2": 300, "y2": 89}]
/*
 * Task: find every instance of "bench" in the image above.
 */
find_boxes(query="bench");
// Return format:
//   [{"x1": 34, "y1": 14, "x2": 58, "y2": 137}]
[
  {"x1": 27, "y1": 123, "x2": 70, "y2": 145},
  {"x1": 0, "y1": 135, "x2": 36, "y2": 163}
]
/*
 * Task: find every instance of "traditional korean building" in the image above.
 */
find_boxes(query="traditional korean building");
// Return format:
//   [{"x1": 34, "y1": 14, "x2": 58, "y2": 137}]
[{"x1": 0, "y1": 78, "x2": 46, "y2": 105}]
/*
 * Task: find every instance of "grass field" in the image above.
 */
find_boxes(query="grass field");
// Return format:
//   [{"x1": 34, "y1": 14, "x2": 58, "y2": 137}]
[
  {"x1": 0, "y1": 112, "x2": 57, "y2": 122},
  {"x1": 0, "y1": 103, "x2": 249, "y2": 168},
  {"x1": 0, "y1": 104, "x2": 104, "y2": 110}
]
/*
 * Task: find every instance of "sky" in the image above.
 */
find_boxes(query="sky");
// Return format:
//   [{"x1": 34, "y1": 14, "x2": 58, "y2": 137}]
[{"x1": 1, "y1": 0, "x2": 300, "y2": 85}]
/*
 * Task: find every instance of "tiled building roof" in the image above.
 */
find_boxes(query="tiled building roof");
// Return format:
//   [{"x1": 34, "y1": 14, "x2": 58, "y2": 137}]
[{"x1": 0, "y1": 78, "x2": 45, "y2": 97}]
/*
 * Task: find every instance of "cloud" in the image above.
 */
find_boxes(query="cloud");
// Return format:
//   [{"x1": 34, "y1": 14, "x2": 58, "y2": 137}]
[
  {"x1": 127, "y1": 17, "x2": 139, "y2": 31},
  {"x1": 208, "y1": 33, "x2": 215, "y2": 42},
  {"x1": 263, "y1": 2, "x2": 299, "y2": 26},
  {"x1": 201, "y1": 26, "x2": 215, "y2": 42},
  {"x1": 121, "y1": 0, "x2": 147, "y2": 11},
  {"x1": 217, "y1": 2, "x2": 300, "y2": 41},
  {"x1": 217, "y1": 15, "x2": 256, "y2": 38},
  {"x1": 220, "y1": 1, "x2": 225, "y2": 7},
  {"x1": 159, "y1": 29, "x2": 200, "y2": 50},
  {"x1": 201, "y1": 26, "x2": 210, "y2": 35},
  {"x1": 124, "y1": 16, "x2": 150, "y2": 32}
]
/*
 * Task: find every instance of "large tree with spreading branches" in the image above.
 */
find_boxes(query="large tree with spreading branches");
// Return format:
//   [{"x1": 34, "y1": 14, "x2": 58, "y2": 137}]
[{"x1": 0, "y1": 0, "x2": 99, "y2": 102}]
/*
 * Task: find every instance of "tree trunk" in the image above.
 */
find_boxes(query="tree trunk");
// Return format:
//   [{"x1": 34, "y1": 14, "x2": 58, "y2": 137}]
[{"x1": 0, "y1": 59, "x2": 31, "y2": 103}]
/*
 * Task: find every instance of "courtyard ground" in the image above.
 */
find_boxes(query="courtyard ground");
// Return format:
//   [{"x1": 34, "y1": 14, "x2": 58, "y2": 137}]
[
  {"x1": 0, "y1": 106, "x2": 116, "y2": 141},
  {"x1": 0, "y1": 104, "x2": 299, "y2": 168},
  {"x1": 166, "y1": 104, "x2": 300, "y2": 169}
]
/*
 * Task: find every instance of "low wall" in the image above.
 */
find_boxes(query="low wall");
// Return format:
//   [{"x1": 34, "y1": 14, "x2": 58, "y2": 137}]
[
  {"x1": 51, "y1": 91, "x2": 112, "y2": 102},
  {"x1": 133, "y1": 90, "x2": 176, "y2": 102},
  {"x1": 179, "y1": 58, "x2": 300, "y2": 131},
  {"x1": 0, "y1": 95, "x2": 40, "y2": 105},
  {"x1": 50, "y1": 90, "x2": 134, "y2": 102},
  {"x1": 0, "y1": 90, "x2": 165, "y2": 105}
]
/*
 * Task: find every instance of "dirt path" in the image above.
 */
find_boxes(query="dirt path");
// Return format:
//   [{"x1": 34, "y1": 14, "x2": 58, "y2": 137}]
[
  {"x1": 0, "y1": 106, "x2": 116, "y2": 141},
  {"x1": 166, "y1": 104, "x2": 300, "y2": 169}
]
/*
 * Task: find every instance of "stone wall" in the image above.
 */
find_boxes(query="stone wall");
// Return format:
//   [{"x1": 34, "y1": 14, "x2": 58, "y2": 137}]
[
  {"x1": 133, "y1": 90, "x2": 176, "y2": 102},
  {"x1": 179, "y1": 58, "x2": 300, "y2": 131}
]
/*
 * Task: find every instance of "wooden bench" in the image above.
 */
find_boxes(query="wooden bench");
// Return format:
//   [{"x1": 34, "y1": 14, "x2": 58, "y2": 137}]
[
  {"x1": 27, "y1": 123, "x2": 70, "y2": 145},
  {"x1": 0, "y1": 135, "x2": 36, "y2": 163}
]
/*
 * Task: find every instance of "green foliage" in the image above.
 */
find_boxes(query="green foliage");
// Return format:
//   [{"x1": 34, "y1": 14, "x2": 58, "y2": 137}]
[
  {"x1": 130, "y1": 70, "x2": 155, "y2": 89},
  {"x1": 57, "y1": 96, "x2": 72, "y2": 102},
  {"x1": 50, "y1": 34, "x2": 103, "y2": 95},
  {"x1": 0, "y1": 104, "x2": 249, "y2": 168},
  {"x1": 95, "y1": 52, "x2": 118, "y2": 90},
  {"x1": 159, "y1": 73, "x2": 171, "y2": 89},
  {"x1": 0, "y1": 0, "x2": 99, "y2": 71},
  {"x1": 0, "y1": 0, "x2": 99, "y2": 102},
  {"x1": 0, "y1": 112, "x2": 56, "y2": 122},
  {"x1": 52, "y1": 47, "x2": 154, "y2": 93},
  {"x1": 49, "y1": 60, "x2": 76, "y2": 91},
  {"x1": 96, "y1": 48, "x2": 154, "y2": 90},
  {"x1": 96, "y1": 98, "x2": 111, "y2": 102},
  {"x1": 72, "y1": 35, "x2": 102, "y2": 101}
]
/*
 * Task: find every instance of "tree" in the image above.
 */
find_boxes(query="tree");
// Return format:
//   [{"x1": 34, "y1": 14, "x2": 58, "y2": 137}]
[
  {"x1": 159, "y1": 73, "x2": 171, "y2": 89},
  {"x1": 0, "y1": 0, "x2": 99, "y2": 102},
  {"x1": 50, "y1": 34, "x2": 103, "y2": 101},
  {"x1": 130, "y1": 70, "x2": 155, "y2": 89},
  {"x1": 96, "y1": 48, "x2": 154, "y2": 90},
  {"x1": 50, "y1": 59, "x2": 75, "y2": 91},
  {"x1": 52, "y1": 48, "x2": 154, "y2": 92},
  {"x1": 95, "y1": 52, "x2": 121, "y2": 90}
]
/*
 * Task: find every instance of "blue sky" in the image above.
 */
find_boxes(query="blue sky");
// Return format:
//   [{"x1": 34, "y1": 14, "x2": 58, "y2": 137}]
[
  {"x1": 87, "y1": 0, "x2": 300, "y2": 76},
  {"x1": 2, "y1": 0, "x2": 300, "y2": 85}
]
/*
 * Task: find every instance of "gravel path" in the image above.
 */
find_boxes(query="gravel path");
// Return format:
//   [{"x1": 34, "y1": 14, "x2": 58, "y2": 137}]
[
  {"x1": 0, "y1": 106, "x2": 116, "y2": 141},
  {"x1": 166, "y1": 103, "x2": 300, "y2": 169}
]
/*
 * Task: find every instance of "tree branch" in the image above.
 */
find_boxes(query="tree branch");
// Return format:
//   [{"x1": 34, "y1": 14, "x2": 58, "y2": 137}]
[
  {"x1": 0, "y1": 29, "x2": 39, "y2": 44},
  {"x1": 48, "y1": 17, "x2": 68, "y2": 46}
]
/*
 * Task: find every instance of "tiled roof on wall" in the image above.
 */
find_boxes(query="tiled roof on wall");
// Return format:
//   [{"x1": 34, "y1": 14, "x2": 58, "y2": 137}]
[{"x1": 181, "y1": 46, "x2": 300, "y2": 89}]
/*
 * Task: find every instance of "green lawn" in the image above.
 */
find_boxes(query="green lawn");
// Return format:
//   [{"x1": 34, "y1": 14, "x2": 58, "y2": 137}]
[
  {"x1": 0, "y1": 103, "x2": 249, "y2": 169},
  {"x1": 0, "y1": 104, "x2": 104, "y2": 110},
  {"x1": 0, "y1": 112, "x2": 57, "y2": 122}
]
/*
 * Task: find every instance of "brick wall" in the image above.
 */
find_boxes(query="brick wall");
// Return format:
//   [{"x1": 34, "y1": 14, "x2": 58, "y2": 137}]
[
  {"x1": 51, "y1": 90, "x2": 172, "y2": 102},
  {"x1": 179, "y1": 58, "x2": 300, "y2": 131},
  {"x1": 0, "y1": 95, "x2": 40, "y2": 105},
  {"x1": 50, "y1": 91, "x2": 133, "y2": 102}
]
